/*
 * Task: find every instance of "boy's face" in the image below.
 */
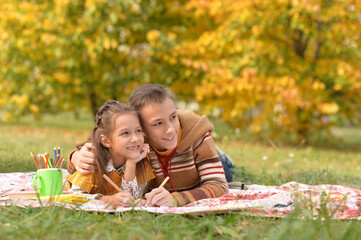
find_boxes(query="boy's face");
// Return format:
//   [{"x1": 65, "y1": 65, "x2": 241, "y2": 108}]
[{"x1": 139, "y1": 97, "x2": 180, "y2": 151}]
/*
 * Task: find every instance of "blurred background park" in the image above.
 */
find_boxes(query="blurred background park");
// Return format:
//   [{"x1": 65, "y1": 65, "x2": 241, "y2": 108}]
[
  {"x1": 1, "y1": 0, "x2": 361, "y2": 179},
  {"x1": 1, "y1": 1, "x2": 361, "y2": 238}
]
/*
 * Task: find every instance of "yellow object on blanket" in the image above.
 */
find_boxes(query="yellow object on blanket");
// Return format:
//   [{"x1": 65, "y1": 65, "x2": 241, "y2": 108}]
[{"x1": 39, "y1": 194, "x2": 91, "y2": 204}]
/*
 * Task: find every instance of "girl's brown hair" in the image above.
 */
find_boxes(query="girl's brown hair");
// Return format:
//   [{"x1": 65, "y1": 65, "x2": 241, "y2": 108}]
[
  {"x1": 91, "y1": 100, "x2": 137, "y2": 193},
  {"x1": 128, "y1": 84, "x2": 174, "y2": 112}
]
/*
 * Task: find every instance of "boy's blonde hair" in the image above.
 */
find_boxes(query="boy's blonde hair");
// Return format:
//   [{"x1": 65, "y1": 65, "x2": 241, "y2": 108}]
[{"x1": 128, "y1": 84, "x2": 174, "y2": 112}]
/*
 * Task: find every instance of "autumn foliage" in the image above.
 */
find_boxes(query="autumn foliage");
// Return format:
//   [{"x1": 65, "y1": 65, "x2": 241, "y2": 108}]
[{"x1": 1, "y1": 0, "x2": 360, "y2": 142}]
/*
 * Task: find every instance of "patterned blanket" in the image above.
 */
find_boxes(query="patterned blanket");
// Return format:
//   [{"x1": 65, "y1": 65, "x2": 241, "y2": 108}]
[{"x1": 1, "y1": 172, "x2": 360, "y2": 219}]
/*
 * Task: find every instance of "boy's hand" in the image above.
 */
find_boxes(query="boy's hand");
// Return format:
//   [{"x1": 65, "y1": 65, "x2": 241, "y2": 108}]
[
  {"x1": 71, "y1": 143, "x2": 97, "y2": 174},
  {"x1": 145, "y1": 187, "x2": 177, "y2": 207}
]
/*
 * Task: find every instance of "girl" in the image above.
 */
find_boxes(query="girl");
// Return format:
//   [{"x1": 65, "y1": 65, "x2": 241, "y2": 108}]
[{"x1": 66, "y1": 100, "x2": 155, "y2": 208}]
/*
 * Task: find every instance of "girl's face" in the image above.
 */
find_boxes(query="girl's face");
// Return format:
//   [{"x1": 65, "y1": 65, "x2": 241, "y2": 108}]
[
  {"x1": 139, "y1": 97, "x2": 180, "y2": 151},
  {"x1": 103, "y1": 112, "x2": 144, "y2": 167}
]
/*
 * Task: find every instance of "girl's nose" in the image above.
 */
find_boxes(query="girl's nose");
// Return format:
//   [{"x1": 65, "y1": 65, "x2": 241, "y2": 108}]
[{"x1": 130, "y1": 134, "x2": 139, "y2": 143}]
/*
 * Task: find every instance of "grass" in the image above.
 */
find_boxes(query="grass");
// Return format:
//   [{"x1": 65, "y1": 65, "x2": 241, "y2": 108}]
[{"x1": 1, "y1": 112, "x2": 361, "y2": 239}]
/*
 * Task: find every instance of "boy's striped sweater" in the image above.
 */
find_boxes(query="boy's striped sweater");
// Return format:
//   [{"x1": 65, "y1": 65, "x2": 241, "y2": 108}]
[{"x1": 147, "y1": 110, "x2": 228, "y2": 206}]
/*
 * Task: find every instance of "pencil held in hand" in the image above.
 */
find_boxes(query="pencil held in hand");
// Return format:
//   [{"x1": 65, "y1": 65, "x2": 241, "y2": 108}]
[
  {"x1": 103, "y1": 174, "x2": 122, "y2": 192},
  {"x1": 159, "y1": 176, "x2": 170, "y2": 188}
]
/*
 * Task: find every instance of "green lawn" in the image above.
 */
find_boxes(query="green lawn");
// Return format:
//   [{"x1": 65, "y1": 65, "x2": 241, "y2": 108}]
[{"x1": 1, "y1": 113, "x2": 361, "y2": 239}]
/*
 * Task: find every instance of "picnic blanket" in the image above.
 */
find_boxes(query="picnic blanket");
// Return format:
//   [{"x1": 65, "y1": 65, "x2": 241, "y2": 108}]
[{"x1": 1, "y1": 171, "x2": 360, "y2": 219}]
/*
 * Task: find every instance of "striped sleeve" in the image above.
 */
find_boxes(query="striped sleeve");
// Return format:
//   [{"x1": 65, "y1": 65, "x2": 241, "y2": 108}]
[{"x1": 171, "y1": 132, "x2": 228, "y2": 206}]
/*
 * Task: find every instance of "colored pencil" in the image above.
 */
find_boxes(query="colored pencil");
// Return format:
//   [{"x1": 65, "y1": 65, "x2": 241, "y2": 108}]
[
  {"x1": 103, "y1": 174, "x2": 122, "y2": 192},
  {"x1": 48, "y1": 157, "x2": 53, "y2": 168},
  {"x1": 54, "y1": 156, "x2": 64, "y2": 168},
  {"x1": 44, "y1": 154, "x2": 49, "y2": 168},
  {"x1": 30, "y1": 152, "x2": 42, "y2": 169},
  {"x1": 38, "y1": 154, "x2": 44, "y2": 168},
  {"x1": 54, "y1": 147, "x2": 57, "y2": 159},
  {"x1": 159, "y1": 176, "x2": 170, "y2": 188},
  {"x1": 41, "y1": 154, "x2": 47, "y2": 168},
  {"x1": 54, "y1": 155, "x2": 60, "y2": 168},
  {"x1": 59, "y1": 158, "x2": 65, "y2": 169}
]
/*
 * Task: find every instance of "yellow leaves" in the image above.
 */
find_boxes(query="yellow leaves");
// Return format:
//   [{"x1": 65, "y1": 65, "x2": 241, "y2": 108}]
[
  {"x1": 337, "y1": 61, "x2": 354, "y2": 78},
  {"x1": 162, "y1": 55, "x2": 178, "y2": 65},
  {"x1": 54, "y1": 0, "x2": 69, "y2": 10},
  {"x1": 29, "y1": 104, "x2": 40, "y2": 117},
  {"x1": 167, "y1": 32, "x2": 177, "y2": 40},
  {"x1": 185, "y1": 69, "x2": 192, "y2": 78},
  {"x1": 84, "y1": 38, "x2": 96, "y2": 56},
  {"x1": 10, "y1": 95, "x2": 29, "y2": 110},
  {"x1": 250, "y1": 122, "x2": 262, "y2": 133},
  {"x1": 16, "y1": 39, "x2": 25, "y2": 48},
  {"x1": 279, "y1": 76, "x2": 296, "y2": 87},
  {"x1": 251, "y1": 25, "x2": 263, "y2": 36},
  {"x1": 85, "y1": 0, "x2": 105, "y2": 9},
  {"x1": 312, "y1": 81, "x2": 325, "y2": 90},
  {"x1": 1, "y1": 32, "x2": 9, "y2": 40},
  {"x1": 181, "y1": 58, "x2": 192, "y2": 67},
  {"x1": 318, "y1": 102, "x2": 340, "y2": 115},
  {"x1": 130, "y1": 3, "x2": 141, "y2": 14},
  {"x1": 337, "y1": 66, "x2": 345, "y2": 76},
  {"x1": 333, "y1": 84, "x2": 342, "y2": 91},
  {"x1": 146, "y1": 30, "x2": 161, "y2": 42},
  {"x1": 41, "y1": 33, "x2": 57, "y2": 45},
  {"x1": 54, "y1": 72, "x2": 70, "y2": 84},
  {"x1": 2, "y1": 112, "x2": 13, "y2": 123},
  {"x1": 209, "y1": 1, "x2": 222, "y2": 17},
  {"x1": 102, "y1": 38, "x2": 117, "y2": 50}
]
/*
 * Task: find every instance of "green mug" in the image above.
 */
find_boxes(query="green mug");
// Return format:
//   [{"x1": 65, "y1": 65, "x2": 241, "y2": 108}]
[{"x1": 32, "y1": 168, "x2": 63, "y2": 197}]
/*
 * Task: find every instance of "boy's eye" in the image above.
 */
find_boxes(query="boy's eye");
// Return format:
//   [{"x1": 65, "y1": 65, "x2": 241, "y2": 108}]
[
  {"x1": 136, "y1": 129, "x2": 142, "y2": 133},
  {"x1": 121, "y1": 131, "x2": 128, "y2": 136},
  {"x1": 154, "y1": 122, "x2": 161, "y2": 126},
  {"x1": 170, "y1": 115, "x2": 177, "y2": 120}
]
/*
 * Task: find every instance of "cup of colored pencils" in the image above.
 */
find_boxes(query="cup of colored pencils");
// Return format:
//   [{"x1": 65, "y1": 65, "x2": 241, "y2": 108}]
[
  {"x1": 31, "y1": 147, "x2": 64, "y2": 197},
  {"x1": 30, "y1": 146, "x2": 64, "y2": 170}
]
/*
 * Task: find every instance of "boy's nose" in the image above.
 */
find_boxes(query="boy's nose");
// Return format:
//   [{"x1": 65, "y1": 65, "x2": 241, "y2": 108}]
[{"x1": 165, "y1": 124, "x2": 175, "y2": 135}]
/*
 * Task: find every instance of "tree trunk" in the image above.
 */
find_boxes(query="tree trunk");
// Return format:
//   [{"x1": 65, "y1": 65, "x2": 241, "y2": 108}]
[{"x1": 89, "y1": 90, "x2": 98, "y2": 119}]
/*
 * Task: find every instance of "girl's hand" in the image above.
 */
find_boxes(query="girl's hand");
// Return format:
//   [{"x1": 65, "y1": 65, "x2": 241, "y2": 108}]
[
  {"x1": 126, "y1": 144, "x2": 149, "y2": 165},
  {"x1": 144, "y1": 187, "x2": 177, "y2": 207},
  {"x1": 123, "y1": 144, "x2": 149, "y2": 181},
  {"x1": 99, "y1": 191, "x2": 135, "y2": 208}
]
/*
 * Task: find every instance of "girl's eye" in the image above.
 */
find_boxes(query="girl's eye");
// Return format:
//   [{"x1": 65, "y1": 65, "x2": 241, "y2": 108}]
[
  {"x1": 154, "y1": 122, "x2": 161, "y2": 126},
  {"x1": 121, "y1": 132, "x2": 128, "y2": 136},
  {"x1": 136, "y1": 129, "x2": 142, "y2": 133},
  {"x1": 170, "y1": 115, "x2": 177, "y2": 120}
]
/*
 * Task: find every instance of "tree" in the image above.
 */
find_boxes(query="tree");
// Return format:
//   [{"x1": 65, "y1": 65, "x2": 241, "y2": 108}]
[
  {"x1": 1, "y1": 0, "x2": 360, "y2": 143},
  {"x1": 0, "y1": 0, "x2": 187, "y2": 119},
  {"x1": 153, "y1": 0, "x2": 361, "y2": 142}
]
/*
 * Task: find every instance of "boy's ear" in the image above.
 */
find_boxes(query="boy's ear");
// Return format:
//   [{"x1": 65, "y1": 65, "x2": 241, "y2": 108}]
[{"x1": 100, "y1": 134, "x2": 111, "y2": 148}]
